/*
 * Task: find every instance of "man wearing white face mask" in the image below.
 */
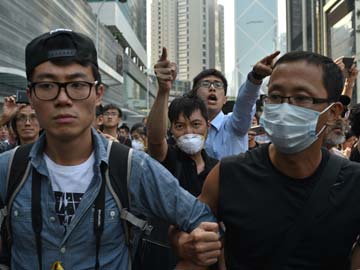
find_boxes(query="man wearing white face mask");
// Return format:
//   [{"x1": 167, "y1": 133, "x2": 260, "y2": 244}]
[
  {"x1": 173, "y1": 51, "x2": 360, "y2": 270},
  {"x1": 146, "y1": 48, "x2": 219, "y2": 270}
]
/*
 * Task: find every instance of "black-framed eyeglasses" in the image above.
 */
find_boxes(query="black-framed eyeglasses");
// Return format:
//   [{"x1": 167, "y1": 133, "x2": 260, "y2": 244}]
[
  {"x1": 28, "y1": 81, "x2": 98, "y2": 101},
  {"x1": 197, "y1": 80, "x2": 224, "y2": 90},
  {"x1": 263, "y1": 94, "x2": 330, "y2": 107}
]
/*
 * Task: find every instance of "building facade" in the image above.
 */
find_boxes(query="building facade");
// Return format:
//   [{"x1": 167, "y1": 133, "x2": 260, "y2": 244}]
[
  {"x1": 0, "y1": 0, "x2": 149, "y2": 124},
  {"x1": 286, "y1": 0, "x2": 360, "y2": 102},
  {"x1": 88, "y1": 0, "x2": 156, "y2": 122},
  {"x1": 151, "y1": 0, "x2": 225, "y2": 84},
  {"x1": 234, "y1": 0, "x2": 278, "y2": 87}
]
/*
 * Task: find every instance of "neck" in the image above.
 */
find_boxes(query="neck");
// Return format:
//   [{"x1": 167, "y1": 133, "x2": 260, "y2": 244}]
[
  {"x1": 44, "y1": 129, "x2": 93, "y2": 165},
  {"x1": 102, "y1": 126, "x2": 118, "y2": 138},
  {"x1": 208, "y1": 109, "x2": 220, "y2": 121},
  {"x1": 189, "y1": 151, "x2": 205, "y2": 174},
  {"x1": 268, "y1": 142, "x2": 323, "y2": 179},
  {"x1": 20, "y1": 136, "x2": 38, "y2": 145}
]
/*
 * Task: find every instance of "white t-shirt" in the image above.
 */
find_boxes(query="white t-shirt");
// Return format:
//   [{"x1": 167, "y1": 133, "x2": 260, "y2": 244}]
[{"x1": 44, "y1": 152, "x2": 95, "y2": 232}]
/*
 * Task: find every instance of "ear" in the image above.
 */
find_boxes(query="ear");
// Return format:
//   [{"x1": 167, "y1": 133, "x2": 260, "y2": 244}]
[
  {"x1": 223, "y1": 95, "x2": 227, "y2": 105},
  {"x1": 207, "y1": 120, "x2": 211, "y2": 128},
  {"x1": 95, "y1": 84, "x2": 104, "y2": 106}
]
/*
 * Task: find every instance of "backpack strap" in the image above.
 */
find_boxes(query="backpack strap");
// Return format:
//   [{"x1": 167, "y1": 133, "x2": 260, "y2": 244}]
[
  {"x1": 0, "y1": 144, "x2": 33, "y2": 267},
  {"x1": 270, "y1": 153, "x2": 345, "y2": 269}
]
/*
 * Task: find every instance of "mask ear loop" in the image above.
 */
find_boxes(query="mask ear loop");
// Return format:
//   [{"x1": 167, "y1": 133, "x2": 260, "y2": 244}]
[{"x1": 317, "y1": 102, "x2": 335, "y2": 137}]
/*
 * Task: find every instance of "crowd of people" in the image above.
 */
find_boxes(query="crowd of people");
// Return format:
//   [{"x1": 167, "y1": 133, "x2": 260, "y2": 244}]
[{"x1": 0, "y1": 28, "x2": 360, "y2": 270}]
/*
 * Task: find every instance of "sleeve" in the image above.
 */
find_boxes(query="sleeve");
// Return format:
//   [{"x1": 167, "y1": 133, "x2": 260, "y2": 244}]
[
  {"x1": 128, "y1": 151, "x2": 217, "y2": 232},
  {"x1": 224, "y1": 76, "x2": 261, "y2": 135}
]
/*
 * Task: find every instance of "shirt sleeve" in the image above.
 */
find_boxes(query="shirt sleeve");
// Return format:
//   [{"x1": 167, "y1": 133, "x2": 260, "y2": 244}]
[
  {"x1": 128, "y1": 151, "x2": 217, "y2": 232},
  {"x1": 224, "y1": 76, "x2": 261, "y2": 135}
]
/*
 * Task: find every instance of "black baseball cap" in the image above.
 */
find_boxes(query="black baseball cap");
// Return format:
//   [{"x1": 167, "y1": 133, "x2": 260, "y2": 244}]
[{"x1": 25, "y1": 29, "x2": 98, "y2": 79}]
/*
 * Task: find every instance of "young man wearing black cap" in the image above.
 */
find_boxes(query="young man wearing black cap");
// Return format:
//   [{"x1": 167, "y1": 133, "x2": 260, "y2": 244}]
[
  {"x1": 188, "y1": 51, "x2": 280, "y2": 159},
  {"x1": 0, "y1": 29, "x2": 220, "y2": 269}
]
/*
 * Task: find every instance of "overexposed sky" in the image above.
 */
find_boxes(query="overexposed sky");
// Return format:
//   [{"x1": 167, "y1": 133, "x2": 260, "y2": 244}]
[{"x1": 146, "y1": 0, "x2": 286, "y2": 75}]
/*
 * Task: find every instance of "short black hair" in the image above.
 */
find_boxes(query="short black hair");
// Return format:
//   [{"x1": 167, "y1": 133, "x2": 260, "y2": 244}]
[
  {"x1": 131, "y1": 122, "x2": 146, "y2": 135},
  {"x1": 274, "y1": 51, "x2": 344, "y2": 102},
  {"x1": 119, "y1": 123, "x2": 130, "y2": 133},
  {"x1": 349, "y1": 103, "x2": 360, "y2": 137},
  {"x1": 189, "y1": 68, "x2": 228, "y2": 96},
  {"x1": 168, "y1": 95, "x2": 208, "y2": 123},
  {"x1": 103, "y1": 103, "x2": 122, "y2": 118}
]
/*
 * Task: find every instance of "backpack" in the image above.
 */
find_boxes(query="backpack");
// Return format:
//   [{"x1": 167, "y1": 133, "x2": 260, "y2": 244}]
[{"x1": 0, "y1": 140, "x2": 152, "y2": 270}]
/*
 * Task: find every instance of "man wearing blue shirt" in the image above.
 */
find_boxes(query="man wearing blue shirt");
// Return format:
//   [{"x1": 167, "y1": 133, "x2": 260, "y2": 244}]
[
  {"x1": 189, "y1": 51, "x2": 280, "y2": 159},
  {"x1": 0, "y1": 29, "x2": 220, "y2": 269}
]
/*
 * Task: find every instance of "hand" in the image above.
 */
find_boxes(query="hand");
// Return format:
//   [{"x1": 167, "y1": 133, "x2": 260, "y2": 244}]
[
  {"x1": 176, "y1": 222, "x2": 221, "y2": 266},
  {"x1": 97, "y1": 129, "x2": 119, "y2": 143},
  {"x1": 154, "y1": 47, "x2": 177, "y2": 93},
  {"x1": 348, "y1": 64, "x2": 358, "y2": 83},
  {"x1": 2, "y1": 96, "x2": 25, "y2": 122},
  {"x1": 252, "y1": 50, "x2": 281, "y2": 80}
]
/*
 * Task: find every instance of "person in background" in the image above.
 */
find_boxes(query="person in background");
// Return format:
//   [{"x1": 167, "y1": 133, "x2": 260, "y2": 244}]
[
  {"x1": 146, "y1": 47, "x2": 220, "y2": 270},
  {"x1": 0, "y1": 125, "x2": 9, "y2": 143},
  {"x1": 248, "y1": 116, "x2": 260, "y2": 151},
  {"x1": 348, "y1": 104, "x2": 360, "y2": 162},
  {"x1": 131, "y1": 122, "x2": 147, "y2": 151},
  {"x1": 101, "y1": 103, "x2": 131, "y2": 146},
  {"x1": 0, "y1": 95, "x2": 41, "y2": 152},
  {"x1": 342, "y1": 130, "x2": 357, "y2": 158},
  {"x1": 118, "y1": 123, "x2": 132, "y2": 147},
  {"x1": 93, "y1": 104, "x2": 103, "y2": 130},
  {"x1": 188, "y1": 51, "x2": 280, "y2": 159}
]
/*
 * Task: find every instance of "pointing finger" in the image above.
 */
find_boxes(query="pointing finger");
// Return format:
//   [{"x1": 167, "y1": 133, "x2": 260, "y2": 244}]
[{"x1": 159, "y1": 47, "x2": 168, "y2": 61}]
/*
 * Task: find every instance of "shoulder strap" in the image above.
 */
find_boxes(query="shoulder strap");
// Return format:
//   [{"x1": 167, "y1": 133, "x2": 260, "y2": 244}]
[
  {"x1": 6, "y1": 144, "x2": 33, "y2": 205},
  {"x1": 270, "y1": 153, "x2": 345, "y2": 269}
]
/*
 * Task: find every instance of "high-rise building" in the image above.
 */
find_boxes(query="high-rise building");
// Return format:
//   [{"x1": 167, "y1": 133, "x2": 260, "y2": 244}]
[
  {"x1": 286, "y1": 0, "x2": 360, "y2": 102},
  {"x1": 151, "y1": 0, "x2": 225, "y2": 82},
  {"x1": 286, "y1": 0, "x2": 323, "y2": 53},
  {"x1": 234, "y1": 0, "x2": 278, "y2": 87},
  {"x1": 88, "y1": 0, "x2": 157, "y2": 119}
]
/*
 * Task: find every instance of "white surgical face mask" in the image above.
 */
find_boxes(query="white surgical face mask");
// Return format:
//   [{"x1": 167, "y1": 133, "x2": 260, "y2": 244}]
[
  {"x1": 132, "y1": 139, "x2": 145, "y2": 151},
  {"x1": 259, "y1": 103, "x2": 333, "y2": 154},
  {"x1": 176, "y1": 133, "x2": 205, "y2": 155}
]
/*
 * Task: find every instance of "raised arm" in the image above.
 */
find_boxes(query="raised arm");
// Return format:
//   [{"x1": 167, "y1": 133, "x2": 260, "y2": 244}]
[
  {"x1": 0, "y1": 95, "x2": 25, "y2": 127},
  {"x1": 147, "y1": 47, "x2": 177, "y2": 162},
  {"x1": 228, "y1": 51, "x2": 280, "y2": 135},
  {"x1": 334, "y1": 56, "x2": 358, "y2": 99}
]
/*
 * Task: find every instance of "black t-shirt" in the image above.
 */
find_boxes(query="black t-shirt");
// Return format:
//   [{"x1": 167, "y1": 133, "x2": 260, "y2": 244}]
[
  {"x1": 219, "y1": 143, "x2": 360, "y2": 270},
  {"x1": 350, "y1": 145, "x2": 360, "y2": 162},
  {"x1": 162, "y1": 145, "x2": 218, "y2": 196},
  {"x1": 140, "y1": 146, "x2": 218, "y2": 270}
]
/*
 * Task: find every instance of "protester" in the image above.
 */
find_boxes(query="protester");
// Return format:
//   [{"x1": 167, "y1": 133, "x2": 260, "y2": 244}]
[
  {"x1": 0, "y1": 29, "x2": 220, "y2": 269},
  {"x1": 188, "y1": 51, "x2": 279, "y2": 159},
  {"x1": 130, "y1": 122, "x2": 147, "y2": 151},
  {"x1": 0, "y1": 96, "x2": 41, "y2": 153},
  {"x1": 146, "y1": 47, "x2": 219, "y2": 269},
  {"x1": 323, "y1": 118, "x2": 349, "y2": 158},
  {"x1": 349, "y1": 103, "x2": 360, "y2": 162},
  {"x1": 93, "y1": 104, "x2": 104, "y2": 130},
  {"x1": 176, "y1": 51, "x2": 360, "y2": 269}
]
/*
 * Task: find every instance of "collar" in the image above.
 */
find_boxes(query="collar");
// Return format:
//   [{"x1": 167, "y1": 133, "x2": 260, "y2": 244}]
[
  {"x1": 30, "y1": 128, "x2": 109, "y2": 175},
  {"x1": 211, "y1": 111, "x2": 225, "y2": 130}
]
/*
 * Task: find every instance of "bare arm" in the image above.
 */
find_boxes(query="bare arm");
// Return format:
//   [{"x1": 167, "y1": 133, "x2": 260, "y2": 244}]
[
  {"x1": 334, "y1": 57, "x2": 358, "y2": 98},
  {"x1": 351, "y1": 242, "x2": 360, "y2": 269},
  {"x1": 198, "y1": 162, "x2": 221, "y2": 215},
  {"x1": 147, "y1": 47, "x2": 177, "y2": 162}
]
